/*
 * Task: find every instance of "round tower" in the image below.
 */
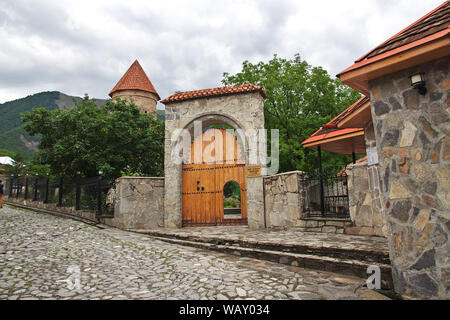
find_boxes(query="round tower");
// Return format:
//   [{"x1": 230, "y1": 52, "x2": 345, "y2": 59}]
[{"x1": 109, "y1": 60, "x2": 160, "y2": 114}]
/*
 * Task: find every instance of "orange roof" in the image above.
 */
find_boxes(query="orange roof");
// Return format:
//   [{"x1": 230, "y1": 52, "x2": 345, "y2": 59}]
[
  {"x1": 161, "y1": 84, "x2": 267, "y2": 104},
  {"x1": 302, "y1": 127, "x2": 364, "y2": 146},
  {"x1": 301, "y1": 96, "x2": 368, "y2": 145},
  {"x1": 301, "y1": 97, "x2": 370, "y2": 155},
  {"x1": 109, "y1": 60, "x2": 160, "y2": 100},
  {"x1": 325, "y1": 96, "x2": 369, "y2": 127},
  {"x1": 338, "y1": 1, "x2": 450, "y2": 94}
]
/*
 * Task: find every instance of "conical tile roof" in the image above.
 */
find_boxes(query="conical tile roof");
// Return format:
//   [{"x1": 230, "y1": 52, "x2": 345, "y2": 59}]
[{"x1": 109, "y1": 60, "x2": 160, "y2": 100}]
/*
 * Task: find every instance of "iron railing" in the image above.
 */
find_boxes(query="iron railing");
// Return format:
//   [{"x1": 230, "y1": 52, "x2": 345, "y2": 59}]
[
  {"x1": 301, "y1": 171, "x2": 350, "y2": 219},
  {"x1": 6, "y1": 175, "x2": 114, "y2": 216}
]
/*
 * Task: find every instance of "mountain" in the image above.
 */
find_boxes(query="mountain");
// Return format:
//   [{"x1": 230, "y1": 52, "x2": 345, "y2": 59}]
[
  {"x1": 156, "y1": 109, "x2": 165, "y2": 121},
  {"x1": 0, "y1": 91, "x2": 108, "y2": 159}
]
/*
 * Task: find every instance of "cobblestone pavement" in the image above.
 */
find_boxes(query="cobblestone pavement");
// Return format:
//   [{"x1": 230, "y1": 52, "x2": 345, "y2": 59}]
[
  {"x1": 135, "y1": 226, "x2": 389, "y2": 254},
  {"x1": 0, "y1": 206, "x2": 367, "y2": 300}
]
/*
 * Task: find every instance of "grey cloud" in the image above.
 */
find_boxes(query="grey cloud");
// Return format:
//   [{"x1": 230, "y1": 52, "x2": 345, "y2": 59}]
[{"x1": 0, "y1": 0, "x2": 444, "y2": 104}]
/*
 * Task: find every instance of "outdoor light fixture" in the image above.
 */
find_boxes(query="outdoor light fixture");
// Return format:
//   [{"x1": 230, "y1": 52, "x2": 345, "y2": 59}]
[
  {"x1": 98, "y1": 170, "x2": 103, "y2": 176},
  {"x1": 409, "y1": 72, "x2": 427, "y2": 95}
]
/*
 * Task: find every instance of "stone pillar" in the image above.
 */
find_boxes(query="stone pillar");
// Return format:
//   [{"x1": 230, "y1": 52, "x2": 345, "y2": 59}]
[
  {"x1": 346, "y1": 162, "x2": 386, "y2": 237},
  {"x1": 247, "y1": 176, "x2": 265, "y2": 229},
  {"x1": 368, "y1": 56, "x2": 449, "y2": 299},
  {"x1": 263, "y1": 171, "x2": 306, "y2": 229},
  {"x1": 109, "y1": 177, "x2": 165, "y2": 229}
]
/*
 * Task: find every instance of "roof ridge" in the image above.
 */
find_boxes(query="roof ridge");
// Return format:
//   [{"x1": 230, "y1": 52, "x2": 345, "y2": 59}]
[{"x1": 161, "y1": 83, "x2": 267, "y2": 104}]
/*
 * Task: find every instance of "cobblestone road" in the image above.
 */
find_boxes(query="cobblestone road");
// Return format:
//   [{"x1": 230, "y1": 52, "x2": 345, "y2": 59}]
[{"x1": 0, "y1": 206, "x2": 366, "y2": 300}]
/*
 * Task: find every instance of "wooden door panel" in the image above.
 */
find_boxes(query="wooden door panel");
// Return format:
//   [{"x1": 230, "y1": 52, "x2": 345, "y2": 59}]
[{"x1": 182, "y1": 128, "x2": 248, "y2": 227}]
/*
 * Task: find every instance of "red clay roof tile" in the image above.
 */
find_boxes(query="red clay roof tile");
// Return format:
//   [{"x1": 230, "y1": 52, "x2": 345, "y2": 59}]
[
  {"x1": 109, "y1": 60, "x2": 160, "y2": 100},
  {"x1": 161, "y1": 84, "x2": 267, "y2": 104}
]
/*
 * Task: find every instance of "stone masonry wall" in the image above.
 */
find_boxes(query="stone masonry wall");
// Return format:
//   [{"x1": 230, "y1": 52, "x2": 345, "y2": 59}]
[
  {"x1": 263, "y1": 171, "x2": 305, "y2": 228},
  {"x1": 369, "y1": 56, "x2": 449, "y2": 299},
  {"x1": 4, "y1": 196, "x2": 100, "y2": 221},
  {"x1": 112, "y1": 90, "x2": 158, "y2": 114},
  {"x1": 345, "y1": 120, "x2": 387, "y2": 238},
  {"x1": 346, "y1": 162, "x2": 387, "y2": 237},
  {"x1": 5, "y1": 177, "x2": 165, "y2": 231},
  {"x1": 108, "y1": 177, "x2": 164, "y2": 230}
]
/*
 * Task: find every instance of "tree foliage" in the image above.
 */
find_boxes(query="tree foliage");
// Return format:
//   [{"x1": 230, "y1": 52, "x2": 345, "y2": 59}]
[
  {"x1": 22, "y1": 96, "x2": 164, "y2": 180},
  {"x1": 222, "y1": 54, "x2": 362, "y2": 174}
]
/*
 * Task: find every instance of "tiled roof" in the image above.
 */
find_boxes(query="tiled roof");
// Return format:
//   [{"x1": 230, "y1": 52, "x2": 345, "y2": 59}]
[
  {"x1": 161, "y1": 84, "x2": 267, "y2": 104},
  {"x1": 301, "y1": 127, "x2": 364, "y2": 146},
  {"x1": 109, "y1": 60, "x2": 160, "y2": 100},
  {"x1": 327, "y1": 96, "x2": 369, "y2": 128},
  {"x1": 302, "y1": 96, "x2": 368, "y2": 144},
  {"x1": 356, "y1": 1, "x2": 450, "y2": 62}
]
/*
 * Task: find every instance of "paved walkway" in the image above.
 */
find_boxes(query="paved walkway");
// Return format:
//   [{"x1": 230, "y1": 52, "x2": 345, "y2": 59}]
[
  {"x1": 134, "y1": 226, "x2": 389, "y2": 254},
  {"x1": 0, "y1": 205, "x2": 372, "y2": 300}
]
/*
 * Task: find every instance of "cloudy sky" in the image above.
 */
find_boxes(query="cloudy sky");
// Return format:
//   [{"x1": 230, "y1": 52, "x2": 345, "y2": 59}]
[{"x1": 0, "y1": 0, "x2": 444, "y2": 106}]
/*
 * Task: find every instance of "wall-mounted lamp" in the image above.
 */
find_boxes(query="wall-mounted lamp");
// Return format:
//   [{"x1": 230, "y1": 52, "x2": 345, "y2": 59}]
[{"x1": 409, "y1": 73, "x2": 427, "y2": 95}]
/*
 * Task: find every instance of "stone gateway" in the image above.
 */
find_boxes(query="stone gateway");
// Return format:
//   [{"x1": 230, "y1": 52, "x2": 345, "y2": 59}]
[{"x1": 161, "y1": 84, "x2": 267, "y2": 229}]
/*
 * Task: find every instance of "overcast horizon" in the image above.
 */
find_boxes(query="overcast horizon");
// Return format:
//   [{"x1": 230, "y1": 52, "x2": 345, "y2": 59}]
[{"x1": 0, "y1": 0, "x2": 445, "y2": 106}]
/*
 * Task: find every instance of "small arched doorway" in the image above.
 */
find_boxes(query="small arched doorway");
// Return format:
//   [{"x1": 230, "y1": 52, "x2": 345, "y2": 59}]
[
  {"x1": 182, "y1": 128, "x2": 248, "y2": 226},
  {"x1": 223, "y1": 180, "x2": 242, "y2": 220}
]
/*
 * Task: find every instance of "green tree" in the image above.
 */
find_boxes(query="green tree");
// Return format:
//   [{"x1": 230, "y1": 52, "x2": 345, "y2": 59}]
[
  {"x1": 21, "y1": 96, "x2": 164, "y2": 180},
  {"x1": 222, "y1": 54, "x2": 362, "y2": 174}
]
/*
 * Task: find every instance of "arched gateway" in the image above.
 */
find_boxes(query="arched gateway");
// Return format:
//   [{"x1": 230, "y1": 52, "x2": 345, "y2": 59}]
[{"x1": 161, "y1": 84, "x2": 267, "y2": 229}]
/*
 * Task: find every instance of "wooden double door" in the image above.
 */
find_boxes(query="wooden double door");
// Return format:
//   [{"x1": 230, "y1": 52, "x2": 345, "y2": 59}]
[{"x1": 182, "y1": 129, "x2": 248, "y2": 227}]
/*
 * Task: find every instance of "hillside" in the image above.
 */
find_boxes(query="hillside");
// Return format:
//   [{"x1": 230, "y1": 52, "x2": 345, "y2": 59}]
[{"x1": 0, "y1": 91, "x2": 107, "y2": 159}]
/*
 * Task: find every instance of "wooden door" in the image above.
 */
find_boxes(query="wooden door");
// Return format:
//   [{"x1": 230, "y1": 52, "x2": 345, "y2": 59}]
[{"x1": 182, "y1": 128, "x2": 247, "y2": 226}]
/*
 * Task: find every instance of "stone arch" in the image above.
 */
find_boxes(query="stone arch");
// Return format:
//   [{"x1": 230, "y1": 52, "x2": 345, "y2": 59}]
[{"x1": 180, "y1": 113, "x2": 249, "y2": 163}]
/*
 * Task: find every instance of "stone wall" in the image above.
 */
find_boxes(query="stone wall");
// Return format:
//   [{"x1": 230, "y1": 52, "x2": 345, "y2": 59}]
[
  {"x1": 112, "y1": 90, "x2": 158, "y2": 114},
  {"x1": 107, "y1": 177, "x2": 165, "y2": 230},
  {"x1": 5, "y1": 177, "x2": 165, "y2": 231},
  {"x1": 164, "y1": 92, "x2": 266, "y2": 229},
  {"x1": 345, "y1": 119, "x2": 387, "y2": 238},
  {"x1": 4, "y1": 196, "x2": 99, "y2": 221},
  {"x1": 262, "y1": 169, "x2": 386, "y2": 235},
  {"x1": 263, "y1": 171, "x2": 305, "y2": 228},
  {"x1": 369, "y1": 56, "x2": 449, "y2": 299},
  {"x1": 346, "y1": 162, "x2": 387, "y2": 237}
]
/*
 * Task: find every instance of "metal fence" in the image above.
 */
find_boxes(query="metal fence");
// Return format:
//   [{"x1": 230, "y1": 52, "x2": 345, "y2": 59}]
[
  {"x1": 301, "y1": 171, "x2": 350, "y2": 219},
  {"x1": 6, "y1": 176, "x2": 114, "y2": 216}
]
